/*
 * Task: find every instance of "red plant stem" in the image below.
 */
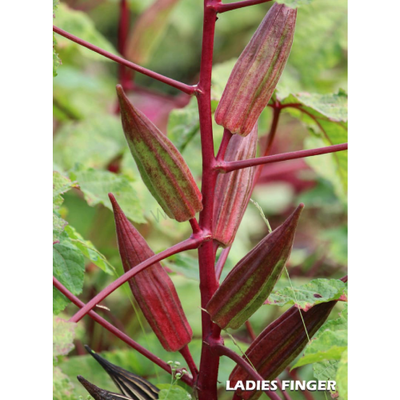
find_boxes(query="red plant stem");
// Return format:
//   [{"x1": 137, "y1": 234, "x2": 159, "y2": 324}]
[
  {"x1": 215, "y1": 246, "x2": 231, "y2": 280},
  {"x1": 285, "y1": 368, "x2": 314, "y2": 400},
  {"x1": 53, "y1": 277, "x2": 194, "y2": 387},
  {"x1": 118, "y1": 0, "x2": 133, "y2": 89},
  {"x1": 220, "y1": 143, "x2": 348, "y2": 173},
  {"x1": 179, "y1": 345, "x2": 199, "y2": 379},
  {"x1": 278, "y1": 103, "x2": 302, "y2": 109},
  {"x1": 216, "y1": 128, "x2": 233, "y2": 161},
  {"x1": 53, "y1": 26, "x2": 195, "y2": 95},
  {"x1": 252, "y1": 105, "x2": 282, "y2": 189},
  {"x1": 195, "y1": 2, "x2": 223, "y2": 399},
  {"x1": 276, "y1": 379, "x2": 293, "y2": 400},
  {"x1": 189, "y1": 217, "x2": 202, "y2": 234},
  {"x1": 70, "y1": 236, "x2": 206, "y2": 323},
  {"x1": 245, "y1": 320, "x2": 256, "y2": 341},
  {"x1": 215, "y1": 0, "x2": 272, "y2": 13},
  {"x1": 264, "y1": 105, "x2": 281, "y2": 157},
  {"x1": 214, "y1": 345, "x2": 281, "y2": 400}
]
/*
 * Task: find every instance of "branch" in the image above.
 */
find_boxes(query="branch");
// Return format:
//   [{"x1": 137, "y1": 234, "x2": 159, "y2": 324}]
[
  {"x1": 216, "y1": 128, "x2": 233, "y2": 161},
  {"x1": 215, "y1": 0, "x2": 273, "y2": 13},
  {"x1": 117, "y1": 0, "x2": 133, "y2": 89},
  {"x1": 285, "y1": 368, "x2": 315, "y2": 400},
  {"x1": 219, "y1": 143, "x2": 348, "y2": 172},
  {"x1": 215, "y1": 246, "x2": 231, "y2": 281},
  {"x1": 53, "y1": 277, "x2": 194, "y2": 387},
  {"x1": 189, "y1": 218, "x2": 202, "y2": 235},
  {"x1": 276, "y1": 379, "x2": 293, "y2": 400},
  {"x1": 245, "y1": 320, "x2": 256, "y2": 341},
  {"x1": 214, "y1": 344, "x2": 282, "y2": 400},
  {"x1": 252, "y1": 104, "x2": 281, "y2": 188},
  {"x1": 53, "y1": 26, "x2": 195, "y2": 95},
  {"x1": 70, "y1": 236, "x2": 206, "y2": 323},
  {"x1": 179, "y1": 345, "x2": 199, "y2": 380}
]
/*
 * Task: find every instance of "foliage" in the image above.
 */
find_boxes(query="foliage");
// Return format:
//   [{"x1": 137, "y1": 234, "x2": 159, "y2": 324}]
[
  {"x1": 54, "y1": 318, "x2": 84, "y2": 400},
  {"x1": 267, "y1": 278, "x2": 347, "y2": 310}
]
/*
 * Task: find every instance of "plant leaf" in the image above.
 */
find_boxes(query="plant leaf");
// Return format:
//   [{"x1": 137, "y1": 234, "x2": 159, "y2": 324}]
[
  {"x1": 55, "y1": 3, "x2": 117, "y2": 61},
  {"x1": 293, "y1": 304, "x2": 347, "y2": 368},
  {"x1": 53, "y1": 0, "x2": 61, "y2": 77},
  {"x1": 313, "y1": 359, "x2": 340, "y2": 381},
  {"x1": 292, "y1": 329, "x2": 347, "y2": 368},
  {"x1": 157, "y1": 384, "x2": 193, "y2": 399},
  {"x1": 54, "y1": 317, "x2": 77, "y2": 359},
  {"x1": 53, "y1": 171, "x2": 77, "y2": 242},
  {"x1": 70, "y1": 166, "x2": 145, "y2": 224},
  {"x1": 336, "y1": 349, "x2": 348, "y2": 399},
  {"x1": 54, "y1": 171, "x2": 76, "y2": 201},
  {"x1": 279, "y1": 90, "x2": 348, "y2": 200},
  {"x1": 277, "y1": 0, "x2": 347, "y2": 92},
  {"x1": 266, "y1": 278, "x2": 347, "y2": 310},
  {"x1": 53, "y1": 235, "x2": 86, "y2": 314},
  {"x1": 163, "y1": 253, "x2": 199, "y2": 281},
  {"x1": 211, "y1": 59, "x2": 236, "y2": 102},
  {"x1": 54, "y1": 115, "x2": 127, "y2": 170},
  {"x1": 53, "y1": 66, "x2": 116, "y2": 121},
  {"x1": 167, "y1": 98, "x2": 199, "y2": 153},
  {"x1": 53, "y1": 366, "x2": 82, "y2": 400},
  {"x1": 64, "y1": 225, "x2": 115, "y2": 275}
]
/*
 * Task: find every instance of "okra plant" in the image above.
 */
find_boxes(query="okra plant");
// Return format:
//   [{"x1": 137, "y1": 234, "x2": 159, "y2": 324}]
[{"x1": 53, "y1": 0, "x2": 348, "y2": 399}]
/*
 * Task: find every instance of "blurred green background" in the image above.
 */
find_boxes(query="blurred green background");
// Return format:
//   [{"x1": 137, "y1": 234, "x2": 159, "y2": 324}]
[{"x1": 53, "y1": 0, "x2": 347, "y2": 399}]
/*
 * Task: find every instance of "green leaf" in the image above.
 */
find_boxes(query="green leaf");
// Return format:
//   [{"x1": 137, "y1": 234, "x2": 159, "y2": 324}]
[
  {"x1": 336, "y1": 349, "x2": 348, "y2": 399},
  {"x1": 282, "y1": 90, "x2": 348, "y2": 121},
  {"x1": 53, "y1": 66, "x2": 116, "y2": 120},
  {"x1": 279, "y1": 90, "x2": 347, "y2": 122},
  {"x1": 70, "y1": 166, "x2": 145, "y2": 223},
  {"x1": 167, "y1": 98, "x2": 199, "y2": 153},
  {"x1": 320, "y1": 226, "x2": 348, "y2": 265},
  {"x1": 54, "y1": 317, "x2": 77, "y2": 359},
  {"x1": 54, "y1": 115, "x2": 127, "y2": 171},
  {"x1": 53, "y1": 367, "x2": 82, "y2": 400},
  {"x1": 211, "y1": 59, "x2": 236, "y2": 102},
  {"x1": 292, "y1": 329, "x2": 347, "y2": 368},
  {"x1": 54, "y1": 171, "x2": 76, "y2": 200},
  {"x1": 313, "y1": 359, "x2": 339, "y2": 381},
  {"x1": 53, "y1": 235, "x2": 85, "y2": 314},
  {"x1": 54, "y1": 171, "x2": 77, "y2": 242},
  {"x1": 157, "y1": 384, "x2": 193, "y2": 399},
  {"x1": 276, "y1": 0, "x2": 313, "y2": 8},
  {"x1": 319, "y1": 303, "x2": 347, "y2": 332},
  {"x1": 163, "y1": 253, "x2": 199, "y2": 281},
  {"x1": 54, "y1": 212, "x2": 68, "y2": 244},
  {"x1": 279, "y1": 90, "x2": 348, "y2": 200},
  {"x1": 53, "y1": 1, "x2": 61, "y2": 77},
  {"x1": 293, "y1": 304, "x2": 347, "y2": 368},
  {"x1": 54, "y1": 35, "x2": 62, "y2": 77},
  {"x1": 277, "y1": 0, "x2": 347, "y2": 92},
  {"x1": 55, "y1": 3, "x2": 117, "y2": 62},
  {"x1": 64, "y1": 225, "x2": 115, "y2": 275},
  {"x1": 266, "y1": 278, "x2": 347, "y2": 310}
]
